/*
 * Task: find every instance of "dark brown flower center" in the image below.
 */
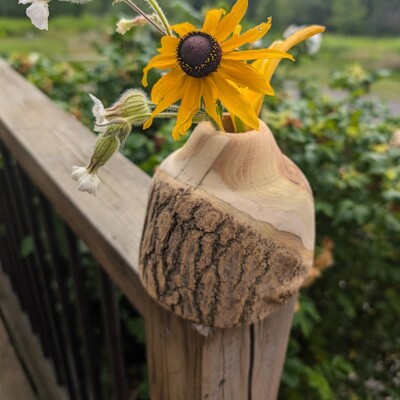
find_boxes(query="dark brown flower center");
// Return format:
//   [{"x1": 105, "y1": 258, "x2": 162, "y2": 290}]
[{"x1": 177, "y1": 32, "x2": 222, "y2": 78}]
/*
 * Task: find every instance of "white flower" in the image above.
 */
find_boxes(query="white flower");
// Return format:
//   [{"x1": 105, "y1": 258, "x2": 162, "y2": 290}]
[
  {"x1": 71, "y1": 166, "x2": 100, "y2": 196},
  {"x1": 306, "y1": 33, "x2": 323, "y2": 55},
  {"x1": 71, "y1": 166, "x2": 88, "y2": 181},
  {"x1": 116, "y1": 16, "x2": 148, "y2": 34},
  {"x1": 116, "y1": 18, "x2": 134, "y2": 35},
  {"x1": 19, "y1": 0, "x2": 50, "y2": 31},
  {"x1": 283, "y1": 24, "x2": 323, "y2": 55},
  {"x1": 89, "y1": 94, "x2": 108, "y2": 132}
]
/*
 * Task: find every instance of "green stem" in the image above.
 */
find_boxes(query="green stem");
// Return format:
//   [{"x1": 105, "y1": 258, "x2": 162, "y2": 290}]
[
  {"x1": 121, "y1": 0, "x2": 167, "y2": 35},
  {"x1": 233, "y1": 116, "x2": 248, "y2": 133},
  {"x1": 145, "y1": 0, "x2": 173, "y2": 36}
]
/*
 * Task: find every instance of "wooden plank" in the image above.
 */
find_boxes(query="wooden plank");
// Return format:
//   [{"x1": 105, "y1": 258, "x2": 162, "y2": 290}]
[
  {"x1": 145, "y1": 296, "x2": 296, "y2": 400},
  {"x1": 0, "y1": 315, "x2": 36, "y2": 400},
  {"x1": 0, "y1": 59, "x2": 149, "y2": 316},
  {"x1": 0, "y1": 270, "x2": 69, "y2": 400}
]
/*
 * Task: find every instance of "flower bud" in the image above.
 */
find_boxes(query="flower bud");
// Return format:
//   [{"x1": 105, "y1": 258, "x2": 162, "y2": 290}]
[
  {"x1": 112, "y1": 89, "x2": 150, "y2": 126},
  {"x1": 91, "y1": 90, "x2": 150, "y2": 132},
  {"x1": 116, "y1": 16, "x2": 147, "y2": 34},
  {"x1": 105, "y1": 119, "x2": 132, "y2": 147},
  {"x1": 88, "y1": 135, "x2": 121, "y2": 173}
]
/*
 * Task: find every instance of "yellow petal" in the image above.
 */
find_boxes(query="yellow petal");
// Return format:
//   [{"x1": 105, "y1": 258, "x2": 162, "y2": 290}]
[
  {"x1": 202, "y1": 77, "x2": 223, "y2": 129},
  {"x1": 221, "y1": 18, "x2": 272, "y2": 52},
  {"x1": 172, "y1": 79, "x2": 204, "y2": 139},
  {"x1": 144, "y1": 75, "x2": 187, "y2": 129},
  {"x1": 214, "y1": 0, "x2": 248, "y2": 42},
  {"x1": 142, "y1": 54, "x2": 177, "y2": 86},
  {"x1": 151, "y1": 67, "x2": 185, "y2": 104},
  {"x1": 218, "y1": 60, "x2": 274, "y2": 95},
  {"x1": 171, "y1": 22, "x2": 197, "y2": 37},
  {"x1": 210, "y1": 72, "x2": 259, "y2": 131},
  {"x1": 223, "y1": 48, "x2": 294, "y2": 61},
  {"x1": 280, "y1": 25, "x2": 326, "y2": 53},
  {"x1": 201, "y1": 9, "x2": 225, "y2": 35},
  {"x1": 256, "y1": 25, "x2": 325, "y2": 82},
  {"x1": 158, "y1": 36, "x2": 180, "y2": 54},
  {"x1": 233, "y1": 24, "x2": 242, "y2": 35},
  {"x1": 249, "y1": 25, "x2": 326, "y2": 115}
]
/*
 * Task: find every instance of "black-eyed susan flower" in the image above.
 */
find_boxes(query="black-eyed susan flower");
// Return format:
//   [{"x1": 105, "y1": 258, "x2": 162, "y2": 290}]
[
  {"x1": 238, "y1": 25, "x2": 326, "y2": 121},
  {"x1": 142, "y1": 0, "x2": 295, "y2": 139}
]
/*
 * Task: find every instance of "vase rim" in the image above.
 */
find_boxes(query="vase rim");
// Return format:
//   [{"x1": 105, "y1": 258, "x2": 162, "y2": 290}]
[{"x1": 198, "y1": 118, "x2": 269, "y2": 137}]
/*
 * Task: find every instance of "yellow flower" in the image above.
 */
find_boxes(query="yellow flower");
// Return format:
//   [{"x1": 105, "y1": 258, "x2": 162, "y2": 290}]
[
  {"x1": 241, "y1": 25, "x2": 326, "y2": 119},
  {"x1": 142, "y1": 0, "x2": 294, "y2": 139}
]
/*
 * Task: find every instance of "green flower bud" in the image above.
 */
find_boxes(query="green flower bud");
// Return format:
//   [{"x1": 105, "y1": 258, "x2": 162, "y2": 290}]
[
  {"x1": 88, "y1": 135, "x2": 121, "y2": 173},
  {"x1": 107, "y1": 89, "x2": 150, "y2": 126},
  {"x1": 104, "y1": 119, "x2": 132, "y2": 147}
]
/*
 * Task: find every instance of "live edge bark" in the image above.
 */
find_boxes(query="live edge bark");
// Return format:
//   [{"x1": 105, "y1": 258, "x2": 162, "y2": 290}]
[{"x1": 140, "y1": 120, "x2": 314, "y2": 328}]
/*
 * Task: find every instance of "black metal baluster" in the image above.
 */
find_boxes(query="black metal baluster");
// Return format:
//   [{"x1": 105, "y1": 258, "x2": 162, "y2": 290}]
[
  {"x1": 0, "y1": 155, "x2": 18, "y2": 286},
  {"x1": 1, "y1": 151, "x2": 41, "y2": 336},
  {"x1": 10, "y1": 162, "x2": 55, "y2": 359},
  {"x1": 63, "y1": 226, "x2": 103, "y2": 400},
  {"x1": 0, "y1": 146, "x2": 28, "y2": 311},
  {"x1": 99, "y1": 270, "x2": 128, "y2": 400},
  {"x1": 38, "y1": 193, "x2": 86, "y2": 400},
  {"x1": 18, "y1": 168, "x2": 70, "y2": 386}
]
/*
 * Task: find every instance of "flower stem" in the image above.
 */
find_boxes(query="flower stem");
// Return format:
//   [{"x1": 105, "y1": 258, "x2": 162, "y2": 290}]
[
  {"x1": 233, "y1": 116, "x2": 248, "y2": 133},
  {"x1": 120, "y1": 0, "x2": 167, "y2": 35},
  {"x1": 144, "y1": 0, "x2": 172, "y2": 36}
]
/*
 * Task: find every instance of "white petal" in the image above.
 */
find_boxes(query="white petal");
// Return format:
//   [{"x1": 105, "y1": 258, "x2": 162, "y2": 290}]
[
  {"x1": 19, "y1": 0, "x2": 33, "y2": 5},
  {"x1": 94, "y1": 124, "x2": 108, "y2": 133},
  {"x1": 307, "y1": 34, "x2": 322, "y2": 55},
  {"x1": 71, "y1": 166, "x2": 88, "y2": 181},
  {"x1": 77, "y1": 174, "x2": 100, "y2": 195},
  {"x1": 89, "y1": 94, "x2": 106, "y2": 123},
  {"x1": 26, "y1": 1, "x2": 49, "y2": 30}
]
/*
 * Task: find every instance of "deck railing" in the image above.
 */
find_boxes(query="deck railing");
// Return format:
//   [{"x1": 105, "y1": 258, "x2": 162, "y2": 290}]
[{"x1": 0, "y1": 59, "x2": 295, "y2": 400}]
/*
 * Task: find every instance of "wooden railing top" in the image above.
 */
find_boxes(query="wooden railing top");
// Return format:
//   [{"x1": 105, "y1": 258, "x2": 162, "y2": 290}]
[{"x1": 0, "y1": 59, "x2": 150, "y2": 316}]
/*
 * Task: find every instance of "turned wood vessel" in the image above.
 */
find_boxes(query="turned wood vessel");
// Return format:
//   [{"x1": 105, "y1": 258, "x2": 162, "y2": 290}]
[{"x1": 139, "y1": 120, "x2": 315, "y2": 328}]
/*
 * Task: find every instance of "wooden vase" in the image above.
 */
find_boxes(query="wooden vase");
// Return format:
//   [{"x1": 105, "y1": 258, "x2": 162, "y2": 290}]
[{"x1": 139, "y1": 120, "x2": 315, "y2": 328}]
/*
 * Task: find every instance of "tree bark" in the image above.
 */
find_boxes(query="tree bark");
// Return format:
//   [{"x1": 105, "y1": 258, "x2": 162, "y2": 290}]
[{"x1": 140, "y1": 121, "x2": 314, "y2": 328}]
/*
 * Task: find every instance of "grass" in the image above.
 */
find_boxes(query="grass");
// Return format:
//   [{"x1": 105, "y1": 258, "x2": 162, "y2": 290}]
[
  {"x1": 0, "y1": 16, "x2": 112, "y2": 61},
  {"x1": 279, "y1": 34, "x2": 400, "y2": 102},
  {"x1": 0, "y1": 17, "x2": 399, "y2": 102}
]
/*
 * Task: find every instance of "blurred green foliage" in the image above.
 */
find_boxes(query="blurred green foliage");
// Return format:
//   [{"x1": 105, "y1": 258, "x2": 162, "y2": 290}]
[
  {"x1": 4, "y1": 0, "x2": 400, "y2": 35},
  {"x1": 7, "y1": 21, "x2": 400, "y2": 400},
  {"x1": 266, "y1": 69, "x2": 400, "y2": 399}
]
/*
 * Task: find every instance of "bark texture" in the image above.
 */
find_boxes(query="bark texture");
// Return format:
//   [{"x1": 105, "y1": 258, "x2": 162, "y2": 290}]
[{"x1": 140, "y1": 171, "x2": 311, "y2": 328}]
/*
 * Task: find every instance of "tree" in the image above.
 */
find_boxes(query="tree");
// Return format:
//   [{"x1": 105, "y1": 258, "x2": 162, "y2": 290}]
[{"x1": 331, "y1": 0, "x2": 368, "y2": 34}]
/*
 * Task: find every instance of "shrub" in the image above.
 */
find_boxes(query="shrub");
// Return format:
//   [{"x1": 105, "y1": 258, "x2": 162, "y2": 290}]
[{"x1": 8, "y1": 27, "x2": 400, "y2": 399}]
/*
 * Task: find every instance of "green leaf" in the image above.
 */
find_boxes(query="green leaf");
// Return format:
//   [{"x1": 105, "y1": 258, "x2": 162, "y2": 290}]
[
  {"x1": 19, "y1": 236, "x2": 35, "y2": 258},
  {"x1": 304, "y1": 367, "x2": 335, "y2": 400}
]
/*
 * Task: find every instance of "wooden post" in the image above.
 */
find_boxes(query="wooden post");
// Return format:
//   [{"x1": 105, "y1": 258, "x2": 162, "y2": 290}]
[
  {"x1": 145, "y1": 295, "x2": 296, "y2": 400},
  {"x1": 140, "y1": 120, "x2": 315, "y2": 398}
]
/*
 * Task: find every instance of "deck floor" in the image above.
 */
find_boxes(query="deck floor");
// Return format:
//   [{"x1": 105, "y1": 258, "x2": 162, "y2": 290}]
[{"x1": 0, "y1": 317, "x2": 36, "y2": 400}]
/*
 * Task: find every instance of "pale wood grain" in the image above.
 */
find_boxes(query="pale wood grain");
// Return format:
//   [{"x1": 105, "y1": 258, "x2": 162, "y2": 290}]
[
  {"x1": 161, "y1": 121, "x2": 315, "y2": 249},
  {"x1": 0, "y1": 59, "x2": 149, "y2": 315},
  {"x1": 0, "y1": 316, "x2": 36, "y2": 400},
  {"x1": 0, "y1": 271, "x2": 69, "y2": 400},
  {"x1": 146, "y1": 295, "x2": 296, "y2": 400}
]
